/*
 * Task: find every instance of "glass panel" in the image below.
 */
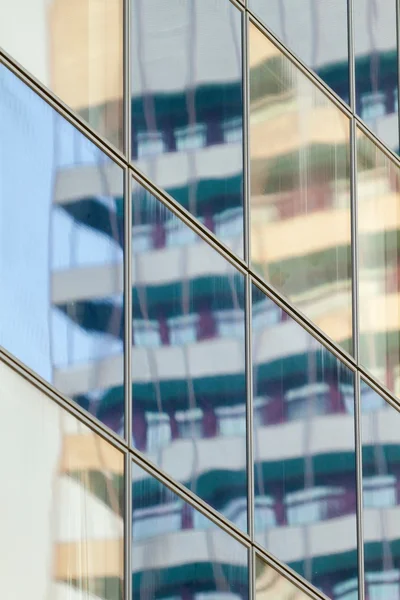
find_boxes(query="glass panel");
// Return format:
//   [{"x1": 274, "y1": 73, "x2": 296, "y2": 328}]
[
  {"x1": 354, "y1": 0, "x2": 399, "y2": 153},
  {"x1": 249, "y1": 23, "x2": 352, "y2": 353},
  {"x1": 0, "y1": 0, "x2": 124, "y2": 149},
  {"x1": 357, "y1": 128, "x2": 400, "y2": 397},
  {"x1": 130, "y1": 0, "x2": 244, "y2": 257},
  {"x1": 255, "y1": 554, "x2": 313, "y2": 599},
  {"x1": 0, "y1": 64, "x2": 125, "y2": 435},
  {"x1": 132, "y1": 462, "x2": 248, "y2": 600},
  {"x1": 361, "y1": 381, "x2": 400, "y2": 599},
  {"x1": 252, "y1": 284, "x2": 358, "y2": 596},
  {"x1": 131, "y1": 179, "x2": 247, "y2": 530},
  {"x1": 249, "y1": 0, "x2": 349, "y2": 104},
  {"x1": 0, "y1": 358, "x2": 124, "y2": 600}
]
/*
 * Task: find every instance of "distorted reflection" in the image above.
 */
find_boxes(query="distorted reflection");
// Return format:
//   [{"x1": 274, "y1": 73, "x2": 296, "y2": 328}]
[
  {"x1": 357, "y1": 128, "x2": 400, "y2": 399},
  {"x1": 131, "y1": 180, "x2": 247, "y2": 529},
  {"x1": 354, "y1": 0, "x2": 399, "y2": 153},
  {"x1": 0, "y1": 64, "x2": 125, "y2": 435},
  {"x1": 252, "y1": 284, "x2": 358, "y2": 597},
  {"x1": 0, "y1": 0, "x2": 124, "y2": 148},
  {"x1": 130, "y1": 0, "x2": 244, "y2": 256},
  {"x1": 249, "y1": 0, "x2": 349, "y2": 104},
  {"x1": 361, "y1": 381, "x2": 400, "y2": 600},
  {"x1": 255, "y1": 554, "x2": 313, "y2": 599},
  {"x1": 132, "y1": 462, "x2": 249, "y2": 600},
  {"x1": 249, "y1": 23, "x2": 352, "y2": 352},
  {"x1": 0, "y1": 359, "x2": 124, "y2": 600}
]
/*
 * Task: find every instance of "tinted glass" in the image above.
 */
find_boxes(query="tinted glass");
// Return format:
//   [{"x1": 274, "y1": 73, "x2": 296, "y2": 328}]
[
  {"x1": 252, "y1": 284, "x2": 358, "y2": 597},
  {"x1": 131, "y1": 179, "x2": 247, "y2": 530},
  {"x1": 255, "y1": 554, "x2": 313, "y2": 599},
  {"x1": 249, "y1": 0, "x2": 349, "y2": 104},
  {"x1": 0, "y1": 358, "x2": 124, "y2": 600},
  {"x1": 132, "y1": 461, "x2": 249, "y2": 600},
  {"x1": 361, "y1": 381, "x2": 400, "y2": 599},
  {"x1": 0, "y1": 0, "x2": 124, "y2": 149},
  {"x1": 130, "y1": 0, "x2": 244, "y2": 257},
  {"x1": 357, "y1": 128, "x2": 400, "y2": 396},
  {"x1": 0, "y1": 65, "x2": 125, "y2": 435},
  {"x1": 249, "y1": 23, "x2": 352, "y2": 352},
  {"x1": 354, "y1": 0, "x2": 399, "y2": 153}
]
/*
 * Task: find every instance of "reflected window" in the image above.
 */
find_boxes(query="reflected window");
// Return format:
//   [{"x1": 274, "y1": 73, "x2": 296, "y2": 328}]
[
  {"x1": 252, "y1": 297, "x2": 281, "y2": 328},
  {"x1": 169, "y1": 314, "x2": 199, "y2": 345},
  {"x1": 146, "y1": 412, "x2": 172, "y2": 453},
  {"x1": 133, "y1": 500, "x2": 183, "y2": 541},
  {"x1": 333, "y1": 578, "x2": 359, "y2": 600},
  {"x1": 137, "y1": 130, "x2": 165, "y2": 158},
  {"x1": 176, "y1": 123, "x2": 207, "y2": 152},
  {"x1": 366, "y1": 571, "x2": 400, "y2": 600},
  {"x1": 285, "y1": 383, "x2": 331, "y2": 421},
  {"x1": 216, "y1": 404, "x2": 246, "y2": 437},
  {"x1": 363, "y1": 475, "x2": 396, "y2": 508},
  {"x1": 254, "y1": 496, "x2": 276, "y2": 530},
  {"x1": 165, "y1": 218, "x2": 200, "y2": 248},
  {"x1": 215, "y1": 309, "x2": 245, "y2": 339},
  {"x1": 215, "y1": 208, "x2": 243, "y2": 239},
  {"x1": 342, "y1": 384, "x2": 356, "y2": 414},
  {"x1": 361, "y1": 91, "x2": 386, "y2": 122},
  {"x1": 133, "y1": 319, "x2": 161, "y2": 347},
  {"x1": 286, "y1": 486, "x2": 345, "y2": 525},
  {"x1": 132, "y1": 223, "x2": 154, "y2": 253},
  {"x1": 223, "y1": 117, "x2": 243, "y2": 144},
  {"x1": 176, "y1": 408, "x2": 204, "y2": 438}
]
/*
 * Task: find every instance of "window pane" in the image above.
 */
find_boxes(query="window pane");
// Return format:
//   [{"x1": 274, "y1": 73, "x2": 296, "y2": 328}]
[
  {"x1": 132, "y1": 462, "x2": 249, "y2": 600},
  {"x1": 130, "y1": 0, "x2": 244, "y2": 257},
  {"x1": 249, "y1": 0, "x2": 349, "y2": 104},
  {"x1": 255, "y1": 554, "x2": 313, "y2": 599},
  {"x1": 252, "y1": 284, "x2": 358, "y2": 596},
  {"x1": 0, "y1": 64, "x2": 125, "y2": 435},
  {"x1": 131, "y1": 179, "x2": 247, "y2": 530},
  {"x1": 0, "y1": 0, "x2": 124, "y2": 149},
  {"x1": 0, "y1": 358, "x2": 124, "y2": 600},
  {"x1": 249, "y1": 23, "x2": 352, "y2": 352},
  {"x1": 357, "y1": 128, "x2": 400, "y2": 397},
  {"x1": 361, "y1": 381, "x2": 400, "y2": 591},
  {"x1": 354, "y1": 0, "x2": 399, "y2": 153}
]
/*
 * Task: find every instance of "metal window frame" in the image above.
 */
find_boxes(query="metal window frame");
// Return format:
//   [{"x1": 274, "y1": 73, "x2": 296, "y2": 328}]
[{"x1": 3, "y1": 0, "x2": 400, "y2": 598}]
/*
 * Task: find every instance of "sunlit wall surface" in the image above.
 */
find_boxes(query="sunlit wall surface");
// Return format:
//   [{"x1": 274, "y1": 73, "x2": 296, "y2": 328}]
[{"x1": 2, "y1": 1, "x2": 400, "y2": 600}]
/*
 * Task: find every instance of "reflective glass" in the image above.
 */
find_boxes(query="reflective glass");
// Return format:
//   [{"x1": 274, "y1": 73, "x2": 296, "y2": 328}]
[
  {"x1": 249, "y1": 0, "x2": 349, "y2": 104},
  {"x1": 354, "y1": 0, "x2": 399, "y2": 153},
  {"x1": 0, "y1": 65, "x2": 125, "y2": 435},
  {"x1": 361, "y1": 381, "x2": 400, "y2": 599},
  {"x1": 357, "y1": 129, "x2": 400, "y2": 397},
  {"x1": 0, "y1": 358, "x2": 124, "y2": 600},
  {"x1": 0, "y1": 0, "x2": 124, "y2": 149},
  {"x1": 131, "y1": 179, "x2": 247, "y2": 530},
  {"x1": 130, "y1": 0, "x2": 244, "y2": 257},
  {"x1": 249, "y1": 23, "x2": 352, "y2": 352},
  {"x1": 252, "y1": 284, "x2": 358, "y2": 596},
  {"x1": 255, "y1": 554, "x2": 313, "y2": 599},
  {"x1": 132, "y1": 461, "x2": 249, "y2": 600}
]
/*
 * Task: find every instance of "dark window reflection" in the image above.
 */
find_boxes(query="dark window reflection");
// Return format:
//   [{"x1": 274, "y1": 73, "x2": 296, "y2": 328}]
[
  {"x1": 0, "y1": 64, "x2": 125, "y2": 435},
  {"x1": 131, "y1": 181, "x2": 247, "y2": 530},
  {"x1": 130, "y1": 0, "x2": 244, "y2": 257},
  {"x1": 252, "y1": 284, "x2": 358, "y2": 598},
  {"x1": 249, "y1": 0, "x2": 349, "y2": 104},
  {"x1": 354, "y1": 0, "x2": 399, "y2": 153},
  {"x1": 361, "y1": 381, "x2": 400, "y2": 598},
  {"x1": 132, "y1": 462, "x2": 249, "y2": 600}
]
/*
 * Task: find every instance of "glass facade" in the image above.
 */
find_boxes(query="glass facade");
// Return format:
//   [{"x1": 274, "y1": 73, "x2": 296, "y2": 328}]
[{"x1": 2, "y1": 2, "x2": 400, "y2": 600}]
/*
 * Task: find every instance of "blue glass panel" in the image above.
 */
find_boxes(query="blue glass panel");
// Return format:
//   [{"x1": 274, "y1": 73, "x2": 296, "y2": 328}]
[
  {"x1": 130, "y1": 0, "x2": 244, "y2": 257},
  {"x1": 252, "y1": 284, "x2": 358, "y2": 597},
  {"x1": 0, "y1": 64, "x2": 125, "y2": 435},
  {"x1": 132, "y1": 461, "x2": 249, "y2": 600},
  {"x1": 361, "y1": 381, "x2": 400, "y2": 598},
  {"x1": 131, "y1": 179, "x2": 247, "y2": 531}
]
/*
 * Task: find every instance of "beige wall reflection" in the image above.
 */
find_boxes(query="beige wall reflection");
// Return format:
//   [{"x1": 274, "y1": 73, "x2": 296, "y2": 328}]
[
  {"x1": 249, "y1": 23, "x2": 352, "y2": 350},
  {"x1": 256, "y1": 555, "x2": 312, "y2": 600}
]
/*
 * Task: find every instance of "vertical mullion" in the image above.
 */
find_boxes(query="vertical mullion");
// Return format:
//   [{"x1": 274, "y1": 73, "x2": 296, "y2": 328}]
[
  {"x1": 242, "y1": 8, "x2": 250, "y2": 265},
  {"x1": 355, "y1": 372, "x2": 365, "y2": 600},
  {"x1": 246, "y1": 274, "x2": 254, "y2": 541},
  {"x1": 347, "y1": 0, "x2": 356, "y2": 113},
  {"x1": 124, "y1": 451, "x2": 132, "y2": 600}
]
